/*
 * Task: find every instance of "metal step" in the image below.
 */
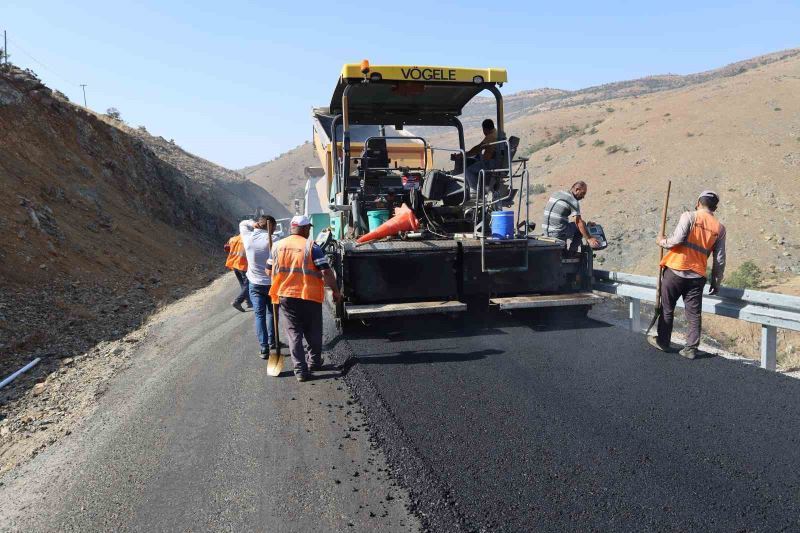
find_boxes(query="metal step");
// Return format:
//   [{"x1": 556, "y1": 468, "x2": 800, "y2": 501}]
[
  {"x1": 490, "y1": 292, "x2": 604, "y2": 310},
  {"x1": 345, "y1": 300, "x2": 467, "y2": 319}
]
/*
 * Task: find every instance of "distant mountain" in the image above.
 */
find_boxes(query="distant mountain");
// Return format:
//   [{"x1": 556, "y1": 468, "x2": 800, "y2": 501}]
[{"x1": 240, "y1": 142, "x2": 318, "y2": 216}]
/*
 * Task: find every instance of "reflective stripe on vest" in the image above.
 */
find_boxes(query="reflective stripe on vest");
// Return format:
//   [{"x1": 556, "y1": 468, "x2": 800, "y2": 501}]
[
  {"x1": 680, "y1": 241, "x2": 712, "y2": 257},
  {"x1": 268, "y1": 235, "x2": 325, "y2": 304},
  {"x1": 661, "y1": 210, "x2": 720, "y2": 277}
]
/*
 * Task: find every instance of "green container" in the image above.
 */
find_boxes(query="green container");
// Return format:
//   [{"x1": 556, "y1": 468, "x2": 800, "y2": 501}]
[
  {"x1": 310, "y1": 213, "x2": 329, "y2": 239},
  {"x1": 330, "y1": 213, "x2": 342, "y2": 239},
  {"x1": 367, "y1": 209, "x2": 390, "y2": 232}
]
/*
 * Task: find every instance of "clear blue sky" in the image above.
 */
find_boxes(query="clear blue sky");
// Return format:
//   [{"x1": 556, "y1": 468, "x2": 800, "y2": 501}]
[{"x1": 3, "y1": 1, "x2": 798, "y2": 169}]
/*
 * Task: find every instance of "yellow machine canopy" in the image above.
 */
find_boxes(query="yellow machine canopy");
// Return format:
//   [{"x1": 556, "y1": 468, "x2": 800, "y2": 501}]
[{"x1": 330, "y1": 63, "x2": 508, "y2": 125}]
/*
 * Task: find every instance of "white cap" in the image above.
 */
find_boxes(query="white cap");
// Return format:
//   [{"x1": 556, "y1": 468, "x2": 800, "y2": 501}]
[
  {"x1": 290, "y1": 215, "x2": 312, "y2": 227},
  {"x1": 698, "y1": 190, "x2": 719, "y2": 201}
]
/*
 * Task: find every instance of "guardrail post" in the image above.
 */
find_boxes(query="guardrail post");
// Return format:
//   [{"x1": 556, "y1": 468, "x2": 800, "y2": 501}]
[
  {"x1": 760, "y1": 325, "x2": 777, "y2": 371},
  {"x1": 629, "y1": 297, "x2": 641, "y2": 333}
]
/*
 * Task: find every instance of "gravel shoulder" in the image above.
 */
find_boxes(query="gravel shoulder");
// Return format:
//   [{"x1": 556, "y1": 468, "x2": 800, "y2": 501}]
[{"x1": 0, "y1": 275, "x2": 419, "y2": 532}]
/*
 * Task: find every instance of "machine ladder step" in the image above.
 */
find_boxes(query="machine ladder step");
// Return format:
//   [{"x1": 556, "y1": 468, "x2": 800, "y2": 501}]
[
  {"x1": 490, "y1": 292, "x2": 604, "y2": 310},
  {"x1": 345, "y1": 300, "x2": 467, "y2": 319}
]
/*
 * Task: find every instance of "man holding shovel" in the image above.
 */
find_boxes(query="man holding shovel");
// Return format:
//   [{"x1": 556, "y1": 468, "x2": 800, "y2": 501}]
[
  {"x1": 268, "y1": 216, "x2": 341, "y2": 382},
  {"x1": 648, "y1": 191, "x2": 726, "y2": 359}
]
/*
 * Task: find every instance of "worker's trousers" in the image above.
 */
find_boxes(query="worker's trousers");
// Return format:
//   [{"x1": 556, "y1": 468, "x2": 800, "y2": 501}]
[
  {"x1": 657, "y1": 268, "x2": 705, "y2": 348},
  {"x1": 249, "y1": 284, "x2": 275, "y2": 350},
  {"x1": 233, "y1": 269, "x2": 252, "y2": 307},
  {"x1": 279, "y1": 297, "x2": 323, "y2": 375}
]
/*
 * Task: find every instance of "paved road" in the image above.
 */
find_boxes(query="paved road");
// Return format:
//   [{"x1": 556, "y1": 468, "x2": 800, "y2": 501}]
[
  {"x1": 0, "y1": 277, "x2": 418, "y2": 532},
  {"x1": 337, "y1": 310, "x2": 800, "y2": 532}
]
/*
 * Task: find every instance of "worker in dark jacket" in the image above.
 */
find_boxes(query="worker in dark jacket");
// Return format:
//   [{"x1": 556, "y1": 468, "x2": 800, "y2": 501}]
[{"x1": 648, "y1": 190, "x2": 726, "y2": 359}]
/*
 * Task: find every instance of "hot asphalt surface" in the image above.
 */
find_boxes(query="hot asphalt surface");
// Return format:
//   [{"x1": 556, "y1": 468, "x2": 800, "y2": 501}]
[{"x1": 334, "y1": 310, "x2": 800, "y2": 532}]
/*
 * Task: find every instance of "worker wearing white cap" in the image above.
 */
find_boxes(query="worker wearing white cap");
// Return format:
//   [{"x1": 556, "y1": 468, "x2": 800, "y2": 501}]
[
  {"x1": 268, "y1": 215, "x2": 342, "y2": 381},
  {"x1": 648, "y1": 190, "x2": 726, "y2": 359}
]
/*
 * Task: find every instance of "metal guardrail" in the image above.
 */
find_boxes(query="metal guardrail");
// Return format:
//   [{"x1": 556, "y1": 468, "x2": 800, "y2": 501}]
[{"x1": 593, "y1": 269, "x2": 800, "y2": 371}]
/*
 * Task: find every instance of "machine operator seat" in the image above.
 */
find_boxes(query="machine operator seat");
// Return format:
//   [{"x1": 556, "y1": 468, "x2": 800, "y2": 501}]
[{"x1": 359, "y1": 137, "x2": 390, "y2": 177}]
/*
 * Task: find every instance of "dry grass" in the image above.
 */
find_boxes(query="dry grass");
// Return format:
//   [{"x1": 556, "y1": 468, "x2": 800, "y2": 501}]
[{"x1": 703, "y1": 315, "x2": 800, "y2": 371}]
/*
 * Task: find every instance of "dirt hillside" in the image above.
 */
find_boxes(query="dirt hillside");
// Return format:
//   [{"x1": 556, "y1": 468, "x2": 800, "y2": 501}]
[
  {"x1": 502, "y1": 51, "x2": 800, "y2": 278},
  {"x1": 240, "y1": 142, "x2": 317, "y2": 214},
  {"x1": 0, "y1": 65, "x2": 285, "y2": 380}
]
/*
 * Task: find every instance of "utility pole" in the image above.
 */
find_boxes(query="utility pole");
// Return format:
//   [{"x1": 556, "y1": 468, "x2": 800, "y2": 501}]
[{"x1": 80, "y1": 84, "x2": 88, "y2": 107}]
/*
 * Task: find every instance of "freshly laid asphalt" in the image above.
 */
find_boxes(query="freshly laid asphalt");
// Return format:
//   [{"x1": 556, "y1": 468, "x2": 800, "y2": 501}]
[{"x1": 333, "y1": 310, "x2": 800, "y2": 532}]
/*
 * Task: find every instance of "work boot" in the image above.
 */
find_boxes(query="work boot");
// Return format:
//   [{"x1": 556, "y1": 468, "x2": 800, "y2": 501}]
[
  {"x1": 647, "y1": 336, "x2": 672, "y2": 353},
  {"x1": 679, "y1": 346, "x2": 699, "y2": 360},
  {"x1": 309, "y1": 359, "x2": 325, "y2": 372},
  {"x1": 259, "y1": 346, "x2": 268, "y2": 360},
  {"x1": 232, "y1": 301, "x2": 246, "y2": 313},
  {"x1": 295, "y1": 372, "x2": 311, "y2": 382}
]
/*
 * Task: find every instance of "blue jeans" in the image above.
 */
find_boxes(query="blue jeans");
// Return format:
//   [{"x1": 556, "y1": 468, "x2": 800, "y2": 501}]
[{"x1": 248, "y1": 283, "x2": 275, "y2": 349}]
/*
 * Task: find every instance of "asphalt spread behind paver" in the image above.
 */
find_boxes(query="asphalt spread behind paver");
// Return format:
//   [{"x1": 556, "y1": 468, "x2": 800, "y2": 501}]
[{"x1": 332, "y1": 310, "x2": 800, "y2": 532}]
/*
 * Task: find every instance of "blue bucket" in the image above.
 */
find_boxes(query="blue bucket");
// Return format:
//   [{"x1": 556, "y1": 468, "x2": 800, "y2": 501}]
[
  {"x1": 367, "y1": 209, "x2": 390, "y2": 232},
  {"x1": 490, "y1": 211, "x2": 514, "y2": 239}
]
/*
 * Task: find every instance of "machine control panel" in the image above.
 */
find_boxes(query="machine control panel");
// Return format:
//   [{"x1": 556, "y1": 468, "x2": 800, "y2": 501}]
[{"x1": 587, "y1": 223, "x2": 608, "y2": 250}]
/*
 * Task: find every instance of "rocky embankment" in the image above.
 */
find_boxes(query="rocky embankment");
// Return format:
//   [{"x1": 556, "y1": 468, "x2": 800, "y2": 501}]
[{"x1": 0, "y1": 64, "x2": 284, "y2": 471}]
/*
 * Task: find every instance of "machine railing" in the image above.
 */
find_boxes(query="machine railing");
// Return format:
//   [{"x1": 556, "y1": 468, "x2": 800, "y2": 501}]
[
  {"x1": 473, "y1": 139, "x2": 531, "y2": 273},
  {"x1": 593, "y1": 269, "x2": 800, "y2": 371}
]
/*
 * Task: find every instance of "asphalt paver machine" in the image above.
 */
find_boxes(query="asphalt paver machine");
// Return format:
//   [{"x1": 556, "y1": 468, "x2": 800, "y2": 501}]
[{"x1": 310, "y1": 61, "x2": 602, "y2": 328}]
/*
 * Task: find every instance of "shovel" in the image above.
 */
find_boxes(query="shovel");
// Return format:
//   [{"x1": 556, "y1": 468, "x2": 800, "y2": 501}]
[
  {"x1": 645, "y1": 180, "x2": 671, "y2": 335},
  {"x1": 267, "y1": 303, "x2": 284, "y2": 377}
]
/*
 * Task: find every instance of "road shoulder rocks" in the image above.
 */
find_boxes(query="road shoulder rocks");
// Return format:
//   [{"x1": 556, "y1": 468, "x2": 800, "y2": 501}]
[{"x1": 0, "y1": 277, "x2": 218, "y2": 476}]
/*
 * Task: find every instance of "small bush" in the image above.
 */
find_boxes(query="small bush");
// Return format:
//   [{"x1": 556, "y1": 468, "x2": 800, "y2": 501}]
[
  {"x1": 606, "y1": 107, "x2": 615, "y2": 113},
  {"x1": 663, "y1": 112, "x2": 671, "y2": 117},
  {"x1": 592, "y1": 139, "x2": 605, "y2": 147},
  {"x1": 105, "y1": 107, "x2": 122, "y2": 120},
  {"x1": 528, "y1": 183, "x2": 547, "y2": 195},
  {"x1": 577, "y1": 139, "x2": 586, "y2": 147},
  {"x1": 544, "y1": 154, "x2": 552, "y2": 162},
  {"x1": 774, "y1": 107, "x2": 782, "y2": 111},
  {"x1": 588, "y1": 127, "x2": 598, "y2": 135},
  {"x1": 686, "y1": 132, "x2": 695, "y2": 137},
  {"x1": 522, "y1": 124, "x2": 581, "y2": 156},
  {"x1": 605, "y1": 144, "x2": 628, "y2": 154},
  {"x1": 592, "y1": 119, "x2": 604, "y2": 126},
  {"x1": 725, "y1": 261, "x2": 763, "y2": 289}
]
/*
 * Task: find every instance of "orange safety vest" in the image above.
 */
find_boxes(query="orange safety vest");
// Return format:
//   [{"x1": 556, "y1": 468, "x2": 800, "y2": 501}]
[
  {"x1": 269, "y1": 235, "x2": 325, "y2": 304},
  {"x1": 661, "y1": 209, "x2": 721, "y2": 277},
  {"x1": 225, "y1": 235, "x2": 248, "y2": 271}
]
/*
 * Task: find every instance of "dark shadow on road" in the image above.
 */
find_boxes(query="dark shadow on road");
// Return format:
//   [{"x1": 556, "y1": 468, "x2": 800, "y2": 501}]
[
  {"x1": 506, "y1": 309, "x2": 614, "y2": 333},
  {"x1": 358, "y1": 348, "x2": 501, "y2": 365}
]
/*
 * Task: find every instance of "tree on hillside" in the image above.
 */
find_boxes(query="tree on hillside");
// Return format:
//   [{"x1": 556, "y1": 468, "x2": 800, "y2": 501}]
[{"x1": 105, "y1": 107, "x2": 122, "y2": 120}]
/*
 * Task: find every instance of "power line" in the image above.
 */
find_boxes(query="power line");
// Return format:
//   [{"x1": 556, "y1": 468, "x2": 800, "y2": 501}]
[{"x1": 5, "y1": 32, "x2": 81, "y2": 88}]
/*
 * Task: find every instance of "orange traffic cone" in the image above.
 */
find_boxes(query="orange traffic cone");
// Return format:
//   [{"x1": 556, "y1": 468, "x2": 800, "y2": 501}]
[{"x1": 357, "y1": 204, "x2": 420, "y2": 244}]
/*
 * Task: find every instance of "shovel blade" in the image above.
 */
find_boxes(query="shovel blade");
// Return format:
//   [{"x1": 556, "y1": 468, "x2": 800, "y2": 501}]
[{"x1": 267, "y1": 353, "x2": 284, "y2": 377}]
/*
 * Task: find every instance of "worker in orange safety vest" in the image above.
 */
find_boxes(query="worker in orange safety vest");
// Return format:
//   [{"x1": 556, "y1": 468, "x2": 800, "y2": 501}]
[
  {"x1": 224, "y1": 233, "x2": 252, "y2": 312},
  {"x1": 267, "y1": 215, "x2": 341, "y2": 382},
  {"x1": 648, "y1": 190, "x2": 726, "y2": 359}
]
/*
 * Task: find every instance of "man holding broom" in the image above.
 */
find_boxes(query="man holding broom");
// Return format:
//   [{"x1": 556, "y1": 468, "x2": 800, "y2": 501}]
[{"x1": 648, "y1": 191, "x2": 726, "y2": 359}]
